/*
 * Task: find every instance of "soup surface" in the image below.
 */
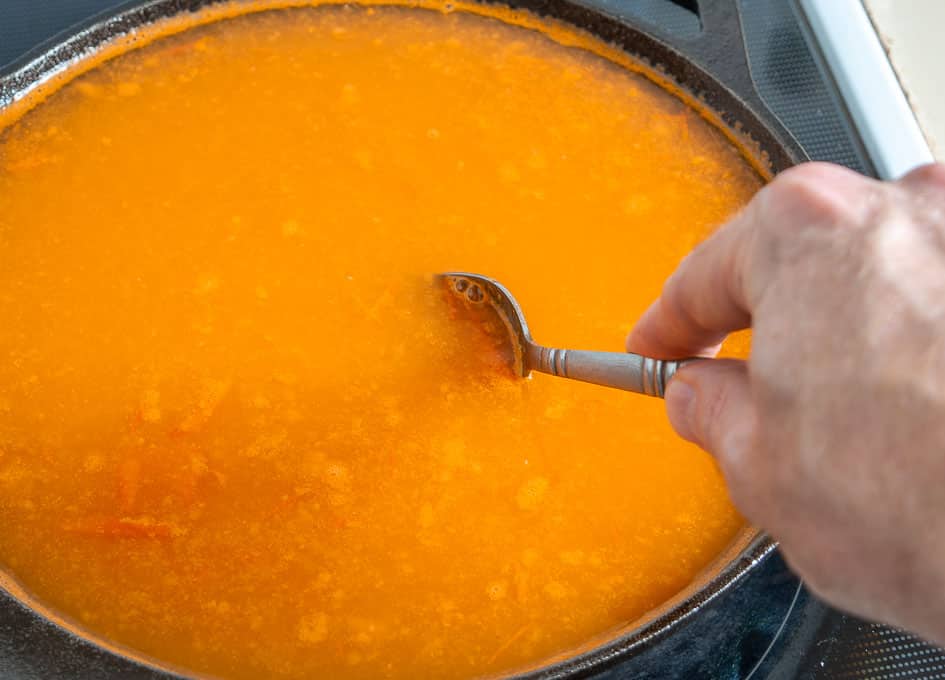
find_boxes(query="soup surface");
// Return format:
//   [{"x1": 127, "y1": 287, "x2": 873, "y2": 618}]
[{"x1": 0, "y1": 3, "x2": 760, "y2": 678}]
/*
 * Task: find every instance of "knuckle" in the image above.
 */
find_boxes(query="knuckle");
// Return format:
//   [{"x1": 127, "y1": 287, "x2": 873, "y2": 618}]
[
  {"x1": 762, "y1": 162, "x2": 867, "y2": 228},
  {"x1": 777, "y1": 161, "x2": 858, "y2": 189},
  {"x1": 900, "y1": 162, "x2": 945, "y2": 190}
]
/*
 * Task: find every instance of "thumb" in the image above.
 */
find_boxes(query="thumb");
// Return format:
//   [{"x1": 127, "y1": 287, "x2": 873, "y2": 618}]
[{"x1": 664, "y1": 359, "x2": 756, "y2": 462}]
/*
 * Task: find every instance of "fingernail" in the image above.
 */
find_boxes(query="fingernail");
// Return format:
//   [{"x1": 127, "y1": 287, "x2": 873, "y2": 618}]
[{"x1": 665, "y1": 379, "x2": 697, "y2": 443}]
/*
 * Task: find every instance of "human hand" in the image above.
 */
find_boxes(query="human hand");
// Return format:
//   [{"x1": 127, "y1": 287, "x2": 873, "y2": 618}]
[{"x1": 627, "y1": 162, "x2": 945, "y2": 644}]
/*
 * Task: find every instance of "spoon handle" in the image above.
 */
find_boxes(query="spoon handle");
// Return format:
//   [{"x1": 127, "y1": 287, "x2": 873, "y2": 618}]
[{"x1": 529, "y1": 346, "x2": 701, "y2": 398}]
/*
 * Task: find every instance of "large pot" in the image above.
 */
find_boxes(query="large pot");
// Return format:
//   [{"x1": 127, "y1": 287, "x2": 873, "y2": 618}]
[{"x1": 0, "y1": 0, "x2": 808, "y2": 678}]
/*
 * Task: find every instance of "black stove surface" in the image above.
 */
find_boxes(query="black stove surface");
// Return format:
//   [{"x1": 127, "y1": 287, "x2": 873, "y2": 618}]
[{"x1": 1, "y1": 1, "x2": 943, "y2": 678}]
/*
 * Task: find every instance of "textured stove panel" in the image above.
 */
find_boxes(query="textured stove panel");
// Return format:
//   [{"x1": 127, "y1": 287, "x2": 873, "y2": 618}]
[
  {"x1": 826, "y1": 623, "x2": 945, "y2": 680},
  {"x1": 739, "y1": 0, "x2": 870, "y2": 173}
]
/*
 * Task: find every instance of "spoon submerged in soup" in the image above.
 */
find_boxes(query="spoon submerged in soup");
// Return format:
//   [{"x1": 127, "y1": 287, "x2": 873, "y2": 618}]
[{"x1": 438, "y1": 272, "x2": 700, "y2": 397}]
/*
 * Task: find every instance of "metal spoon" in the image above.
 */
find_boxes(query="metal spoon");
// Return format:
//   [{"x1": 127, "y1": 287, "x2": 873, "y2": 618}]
[{"x1": 437, "y1": 271, "x2": 698, "y2": 398}]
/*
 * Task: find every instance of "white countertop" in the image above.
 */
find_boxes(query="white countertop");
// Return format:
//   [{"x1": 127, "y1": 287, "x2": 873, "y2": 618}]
[{"x1": 864, "y1": 0, "x2": 945, "y2": 159}]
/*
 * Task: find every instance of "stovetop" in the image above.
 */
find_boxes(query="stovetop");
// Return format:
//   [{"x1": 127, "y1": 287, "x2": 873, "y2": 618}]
[{"x1": 1, "y1": 1, "x2": 944, "y2": 678}]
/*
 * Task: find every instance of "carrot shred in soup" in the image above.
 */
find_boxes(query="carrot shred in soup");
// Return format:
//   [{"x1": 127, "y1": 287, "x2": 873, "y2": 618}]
[{"x1": 0, "y1": 3, "x2": 760, "y2": 678}]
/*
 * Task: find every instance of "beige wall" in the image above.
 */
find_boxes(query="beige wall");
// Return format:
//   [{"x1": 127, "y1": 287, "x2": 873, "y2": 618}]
[{"x1": 864, "y1": 0, "x2": 945, "y2": 158}]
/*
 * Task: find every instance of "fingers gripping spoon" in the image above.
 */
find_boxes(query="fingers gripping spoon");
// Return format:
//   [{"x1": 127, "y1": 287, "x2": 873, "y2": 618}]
[{"x1": 437, "y1": 272, "x2": 699, "y2": 398}]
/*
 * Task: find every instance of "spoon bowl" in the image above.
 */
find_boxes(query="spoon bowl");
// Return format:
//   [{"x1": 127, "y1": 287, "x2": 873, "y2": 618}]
[{"x1": 437, "y1": 271, "x2": 698, "y2": 398}]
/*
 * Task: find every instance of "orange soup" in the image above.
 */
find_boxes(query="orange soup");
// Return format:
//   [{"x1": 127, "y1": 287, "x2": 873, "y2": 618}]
[{"x1": 0, "y1": 3, "x2": 760, "y2": 678}]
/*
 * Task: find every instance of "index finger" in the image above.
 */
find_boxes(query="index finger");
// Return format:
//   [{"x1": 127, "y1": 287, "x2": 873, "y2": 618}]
[
  {"x1": 626, "y1": 162, "x2": 875, "y2": 358},
  {"x1": 626, "y1": 203, "x2": 757, "y2": 359}
]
